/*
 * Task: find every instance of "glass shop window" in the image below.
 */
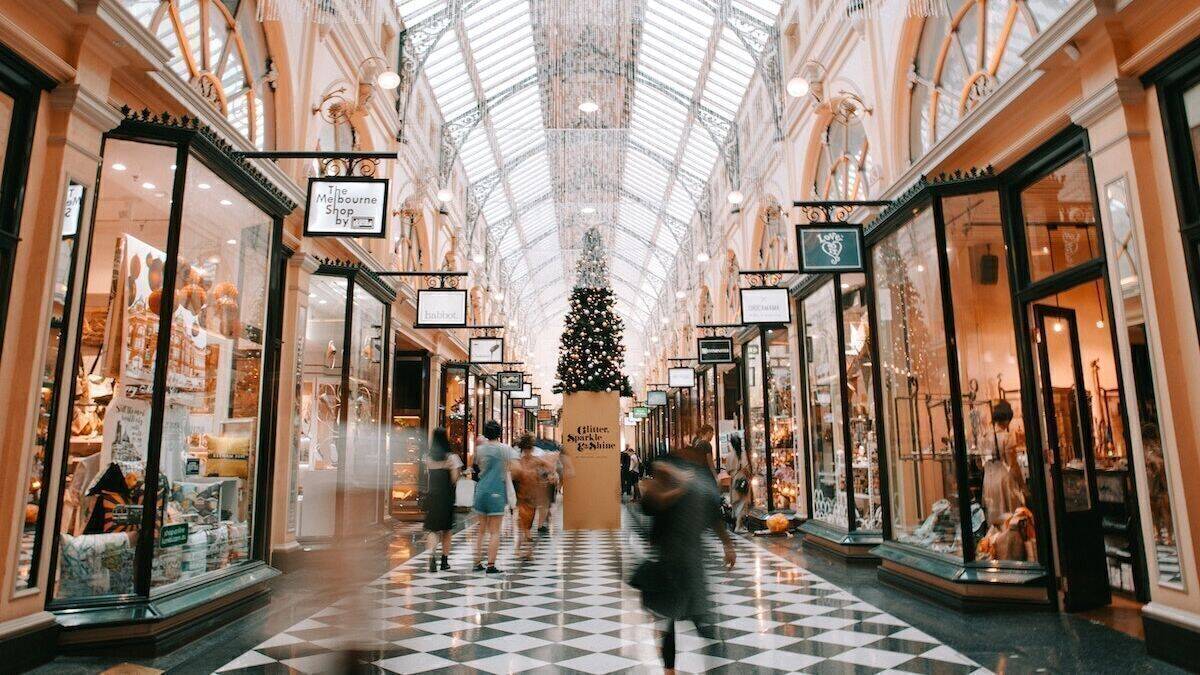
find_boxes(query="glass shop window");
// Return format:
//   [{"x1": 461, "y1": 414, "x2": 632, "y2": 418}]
[
  {"x1": 842, "y1": 274, "x2": 880, "y2": 532},
  {"x1": 872, "y1": 208, "x2": 961, "y2": 559},
  {"x1": 1022, "y1": 155, "x2": 1103, "y2": 283},
  {"x1": 345, "y1": 285, "x2": 386, "y2": 529},
  {"x1": 743, "y1": 336, "x2": 767, "y2": 509},
  {"x1": 150, "y1": 155, "x2": 273, "y2": 593},
  {"x1": 943, "y1": 192, "x2": 1037, "y2": 563},
  {"x1": 764, "y1": 326, "x2": 799, "y2": 511},
  {"x1": 53, "y1": 140, "x2": 176, "y2": 600},
  {"x1": 804, "y1": 282, "x2": 846, "y2": 528}
]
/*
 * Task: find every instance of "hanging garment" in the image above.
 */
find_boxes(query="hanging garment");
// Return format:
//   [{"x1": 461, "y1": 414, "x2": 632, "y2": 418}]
[{"x1": 982, "y1": 458, "x2": 1024, "y2": 528}]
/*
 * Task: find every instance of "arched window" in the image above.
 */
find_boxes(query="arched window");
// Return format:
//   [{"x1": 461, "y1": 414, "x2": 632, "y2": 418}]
[
  {"x1": 908, "y1": 0, "x2": 1069, "y2": 161},
  {"x1": 814, "y1": 101, "x2": 873, "y2": 200},
  {"x1": 128, "y1": 0, "x2": 275, "y2": 149}
]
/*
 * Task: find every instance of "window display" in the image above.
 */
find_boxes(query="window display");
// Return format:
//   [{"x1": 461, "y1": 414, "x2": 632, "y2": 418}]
[
  {"x1": 1022, "y1": 155, "x2": 1103, "y2": 282},
  {"x1": 803, "y1": 283, "x2": 846, "y2": 528},
  {"x1": 742, "y1": 336, "x2": 766, "y2": 508},
  {"x1": 49, "y1": 126, "x2": 288, "y2": 605},
  {"x1": 943, "y1": 192, "x2": 1036, "y2": 562},
  {"x1": 440, "y1": 364, "x2": 469, "y2": 465},
  {"x1": 872, "y1": 208, "x2": 962, "y2": 558}
]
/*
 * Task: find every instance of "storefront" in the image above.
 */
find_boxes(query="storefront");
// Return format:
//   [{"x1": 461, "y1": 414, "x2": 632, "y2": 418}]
[
  {"x1": 438, "y1": 362, "x2": 470, "y2": 465},
  {"x1": 389, "y1": 349, "x2": 429, "y2": 520},
  {"x1": 797, "y1": 273, "x2": 882, "y2": 558},
  {"x1": 294, "y1": 263, "x2": 392, "y2": 541},
  {"x1": 39, "y1": 113, "x2": 293, "y2": 641},
  {"x1": 739, "y1": 327, "x2": 801, "y2": 513},
  {"x1": 866, "y1": 131, "x2": 1149, "y2": 611}
]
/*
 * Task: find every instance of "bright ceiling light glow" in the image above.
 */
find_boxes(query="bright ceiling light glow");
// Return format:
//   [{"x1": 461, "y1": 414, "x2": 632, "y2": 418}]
[
  {"x1": 696, "y1": 251, "x2": 710, "y2": 262},
  {"x1": 471, "y1": 251, "x2": 485, "y2": 263},
  {"x1": 226, "y1": 239, "x2": 237, "y2": 245},
  {"x1": 220, "y1": 199, "x2": 233, "y2": 206},
  {"x1": 112, "y1": 163, "x2": 127, "y2": 172},
  {"x1": 580, "y1": 206, "x2": 596, "y2": 214},
  {"x1": 141, "y1": 182, "x2": 156, "y2": 190},
  {"x1": 198, "y1": 183, "x2": 211, "y2": 190},
  {"x1": 727, "y1": 190, "x2": 744, "y2": 204},
  {"x1": 786, "y1": 77, "x2": 810, "y2": 98},
  {"x1": 578, "y1": 99, "x2": 599, "y2": 113},
  {"x1": 675, "y1": 290, "x2": 685, "y2": 299},
  {"x1": 377, "y1": 70, "x2": 401, "y2": 90},
  {"x1": 437, "y1": 188, "x2": 453, "y2": 202}
]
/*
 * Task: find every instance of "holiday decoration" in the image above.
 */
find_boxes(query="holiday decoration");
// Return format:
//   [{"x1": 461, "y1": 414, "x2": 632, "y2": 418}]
[{"x1": 554, "y1": 229, "x2": 633, "y2": 397}]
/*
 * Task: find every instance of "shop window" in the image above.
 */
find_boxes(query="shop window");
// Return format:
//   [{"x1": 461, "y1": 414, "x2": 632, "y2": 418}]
[
  {"x1": 842, "y1": 274, "x2": 880, "y2": 531},
  {"x1": 872, "y1": 208, "x2": 962, "y2": 559},
  {"x1": 440, "y1": 364, "x2": 470, "y2": 465},
  {"x1": 943, "y1": 192, "x2": 1037, "y2": 562},
  {"x1": 815, "y1": 103, "x2": 873, "y2": 200},
  {"x1": 1104, "y1": 177, "x2": 1182, "y2": 589},
  {"x1": 742, "y1": 336, "x2": 766, "y2": 508},
  {"x1": 15, "y1": 182, "x2": 86, "y2": 590},
  {"x1": 127, "y1": 0, "x2": 274, "y2": 150},
  {"x1": 908, "y1": 0, "x2": 1069, "y2": 162},
  {"x1": 50, "y1": 135, "x2": 281, "y2": 602},
  {"x1": 1021, "y1": 155, "x2": 1102, "y2": 282},
  {"x1": 804, "y1": 282, "x2": 846, "y2": 528}
]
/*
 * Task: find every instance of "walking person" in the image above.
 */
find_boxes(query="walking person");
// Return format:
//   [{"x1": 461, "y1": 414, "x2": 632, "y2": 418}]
[
  {"x1": 727, "y1": 433, "x2": 753, "y2": 533},
  {"x1": 423, "y1": 428, "x2": 461, "y2": 573},
  {"x1": 472, "y1": 420, "x2": 516, "y2": 573},
  {"x1": 628, "y1": 447, "x2": 642, "y2": 501},
  {"x1": 637, "y1": 438, "x2": 737, "y2": 675},
  {"x1": 510, "y1": 434, "x2": 554, "y2": 560},
  {"x1": 621, "y1": 445, "x2": 633, "y2": 497}
]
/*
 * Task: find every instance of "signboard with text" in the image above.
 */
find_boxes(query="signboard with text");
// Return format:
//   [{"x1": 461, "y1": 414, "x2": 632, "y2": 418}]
[
  {"x1": 740, "y1": 287, "x2": 792, "y2": 325},
  {"x1": 415, "y1": 289, "x2": 468, "y2": 328},
  {"x1": 632, "y1": 406, "x2": 650, "y2": 418},
  {"x1": 510, "y1": 383, "x2": 532, "y2": 400},
  {"x1": 668, "y1": 367, "x2": 696, "y2": 388},
  {"x1": 647, "y1": 390, "x2": 668, "y2": 406},
  {"x1": 523, "y1": 395, "x2": 542, "y2": 409},
  {"x1": 62, "y1": 182, "x2": 85, "y2": 238},
  {"x1": 497, "y1": 371, "x2": 524, "y2": 391},
  {"x1": 697, "y1": 337, "x2": 734, "y2": 364},
  {"x1": 796, "y1": 224, "x2": 865, "y2": 272},
  {"x1": 304, "y1": 176, "x2": 388, "y2": 238},
  {"x1": 469, "y1": 337, "x2": 505, "y2": 364}
]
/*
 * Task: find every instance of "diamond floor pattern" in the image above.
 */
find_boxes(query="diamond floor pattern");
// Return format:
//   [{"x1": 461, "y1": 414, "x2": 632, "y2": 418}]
[{"x1": 215, "y1": 512, "x2": 991, "y2": 674}]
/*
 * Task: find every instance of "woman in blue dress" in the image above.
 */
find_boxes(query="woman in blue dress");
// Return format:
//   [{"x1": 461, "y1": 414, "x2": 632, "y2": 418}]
[{"x1": 472, "y1": 420, "x2": 516, "y2": 573}]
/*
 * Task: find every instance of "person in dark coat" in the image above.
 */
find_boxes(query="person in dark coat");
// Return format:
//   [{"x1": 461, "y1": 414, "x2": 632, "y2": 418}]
[
  {"x1": 621, "y1": 446, "x2": 633, "y2": 496},
  {"x1": 423, "y1": 427, "x2": 461, "y2": 572}
]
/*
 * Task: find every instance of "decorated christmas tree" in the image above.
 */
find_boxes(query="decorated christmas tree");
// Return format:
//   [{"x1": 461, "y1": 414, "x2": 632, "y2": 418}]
[{"x1": 554, "y1": 229, "x2": 633, "y2": 396}]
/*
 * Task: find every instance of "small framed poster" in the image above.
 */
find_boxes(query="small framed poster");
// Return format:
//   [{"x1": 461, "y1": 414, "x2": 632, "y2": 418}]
[
  {"x1": 469, "y1": 337, "x2": 505, "y2": 364},
  {"x1": 524, "y1": 395, "x2": 542, "y2": 409},
  {"x1": 668, "y1": 367, "x2": 696, "y2": 388},
  {"x1": 632, "y1": 406, "x2": 650, "y2": 419},
  {"x1": 415, "y1": 289, "x2": 468, "y2": 328},
  {"x1": 497, "y1": 371, "x2": 524, "y2": 391},
  {"x1": 647, "y1": 390, "x2": 668, "y2": 406},
  {"x1": 740, "y1": 287, "x2": 792, "y2": 325},
  {"x1": 304, "y1": 176, "x2": 388, "y2": 238},
  {"x1": 510, "y1": 383, "x2": 532, "y2": 400},
  {"x1": 62, "y1": 181, "x2": 85, "y2": 238},
  {"x1": 697, "y1": 336, "x2": 734, "y2": 364},
  {"x1": 796, "y1": 224, "x2": 865, "y2": 272}
]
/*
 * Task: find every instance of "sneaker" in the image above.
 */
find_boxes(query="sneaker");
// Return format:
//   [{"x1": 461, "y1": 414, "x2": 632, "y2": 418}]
[
  {"x1": 485, "y1": 565, "x2": 502, "y2": 574},
  {"x1": 473, "y1": 562, "x2": 486, "y2": 572}
]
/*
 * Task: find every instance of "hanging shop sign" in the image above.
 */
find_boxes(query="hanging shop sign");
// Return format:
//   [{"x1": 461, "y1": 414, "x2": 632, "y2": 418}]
[
  {"x1": 668, "y1": 367, "x2": 696, "y2": 388},
  {"x1": 697, "y1": 336, "x2": 734, "y2": 364},
  {"x1": 740, "y1": 287, "x2": 792, "y2": 325},
  {"x1": 497, "y1": 371, "x2": 524, "y2": 391},
  {"x1": 510, "y1": 383, "x2": 532, "y2": 400},
  {"x1": 632, "y1": 406, "x2": 650, "y2": 419},
  {"x1": 304, "y1": 176, "x2": 388, "y2": 238},
  {"x1": 415, "y1": 289, "x2": 468, "y2": 328},
  {"x1": 647, "y1": 390, "x2": 668, "y2": 406},
  {"x1": 537, "y1": 409, "x2": 553, "y2": 422},
  {"x1": 524, "y1": 395, "x2": 542, "y2": 409},
  {"x1": 796, "y1": 224, "x2": 865, "y2": 272},
  {"x1": 62, "y1": 181, "x2": 85, "y2": 238},
  {"x1": 469, "y1": 337, "x2": 505, "y2": 364}
]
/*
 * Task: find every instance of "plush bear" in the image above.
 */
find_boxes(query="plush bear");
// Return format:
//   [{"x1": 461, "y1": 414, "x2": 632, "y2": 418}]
[{"x1": 211, "y1": 281, "x2": 241, "y2": 338}]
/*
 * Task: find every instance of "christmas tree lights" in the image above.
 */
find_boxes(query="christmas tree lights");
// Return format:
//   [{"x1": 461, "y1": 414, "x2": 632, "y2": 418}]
[{"x1": 554, "y1": 229, "x2": 633, "y2": 396}]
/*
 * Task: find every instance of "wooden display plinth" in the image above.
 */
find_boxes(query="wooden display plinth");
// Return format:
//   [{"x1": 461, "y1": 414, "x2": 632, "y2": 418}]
[{"x1": 561, "y1": 391, "x2": 621, "y2": 530}]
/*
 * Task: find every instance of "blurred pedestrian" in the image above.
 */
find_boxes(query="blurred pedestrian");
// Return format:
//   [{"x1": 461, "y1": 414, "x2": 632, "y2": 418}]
[
  {"x1": 423, "y1": 427, "x2": 461, "y2": 573},
  {"x1": 473, "y1": 420, "x2": 515, "y2": 573},
  {"x1": 726, "y1": 434, "x2": 753, "y2": 533},
  {"x1": 638, "y1": 438, "x2": 736, "y2": 675},
  {"x1": 511, "y1": 434, "x2": 554, "y2": 560},
  {"x1": 621, "y1": 445, "x2": 633, "y2": 496}
]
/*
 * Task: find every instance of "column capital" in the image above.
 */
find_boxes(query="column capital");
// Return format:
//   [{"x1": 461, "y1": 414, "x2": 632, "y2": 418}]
[{"x1": 1069, "y1": 77, "x2": 1145, "y2": 128}]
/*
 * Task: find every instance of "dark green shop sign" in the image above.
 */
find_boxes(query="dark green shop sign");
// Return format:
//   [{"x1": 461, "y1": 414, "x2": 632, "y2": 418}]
[
  {"x1": 796, "y1": 224, "x2": 864, "y2": 272},
  {"x1": 160, "y1": 523, "x2": 189, "y2": 548},
  {"x1": 632, "y1": 406, "x2": 650, "y2": 418}
]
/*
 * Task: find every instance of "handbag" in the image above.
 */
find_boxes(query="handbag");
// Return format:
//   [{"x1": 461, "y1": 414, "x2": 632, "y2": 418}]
[
  {"x1": 455, "y1": 478, "x2": 476, "y2": 508},
  {"x1": 630, "y1": 559, "x2": 686, "y2": 619},
  {"x1": 505, "y1": 472, "x2": 517, "y2": 509}
]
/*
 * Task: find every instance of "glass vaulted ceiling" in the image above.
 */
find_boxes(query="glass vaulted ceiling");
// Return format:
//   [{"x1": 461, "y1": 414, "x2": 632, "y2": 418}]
[{"x1": 398, "y1": 0, "x2": 781, "y2": 340}]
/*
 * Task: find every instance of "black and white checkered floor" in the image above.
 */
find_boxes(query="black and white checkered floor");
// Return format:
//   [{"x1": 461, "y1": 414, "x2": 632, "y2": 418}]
[{"x1": 216, "y1": 513, "x2": 990, "y2": 674}]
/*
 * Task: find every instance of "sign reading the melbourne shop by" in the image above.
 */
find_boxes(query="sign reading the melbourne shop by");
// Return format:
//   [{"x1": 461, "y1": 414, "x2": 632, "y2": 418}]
[
  {"x1": 415, "y1": 289, "x2": 468, "y2": 328},
  {"x1": 304, "y1": 176, "x2": 388, "y2": 238},
  {"x1": 796, "y1": 224, "x2": 864, "y2": 272},
  {"x1": 740, "y1": 287, "x2": 792, "y2": 324},
  {"x1": 697, "y1": 337, "x2": 734, "y2": 364}
]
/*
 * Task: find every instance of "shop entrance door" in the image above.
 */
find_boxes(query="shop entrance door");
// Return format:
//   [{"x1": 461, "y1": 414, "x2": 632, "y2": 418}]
[{"x1": 1031, "y1": 304, "x2": 1111, "y2": 611}]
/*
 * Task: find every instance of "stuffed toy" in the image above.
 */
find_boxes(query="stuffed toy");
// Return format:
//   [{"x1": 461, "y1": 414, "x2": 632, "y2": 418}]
[{"x1": 211, "y1": 281, "x2": 241, "y2": 338}]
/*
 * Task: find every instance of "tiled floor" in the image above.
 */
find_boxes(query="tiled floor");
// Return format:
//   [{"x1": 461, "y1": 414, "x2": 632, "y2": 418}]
[{"x1": 214, "y1": 513, "x2": 990, "y2": 674}]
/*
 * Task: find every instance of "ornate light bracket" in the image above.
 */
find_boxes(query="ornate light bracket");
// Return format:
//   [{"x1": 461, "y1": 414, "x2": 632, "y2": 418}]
[
  {"x1": 793, "y1": 199, "x2": 892, "y2": 224},
  {"x1": 696, "y1": 322, "x2": 743, "y2": 338},
  {"x1": 376, "y1": 270, "x2": 467, "y2": 289},
  {"x1": 738, "y1": 269, "x2": 789, "y2": 287},
  {"x1": 235, "y1": 150, "x2": 393, "y2": 179}
]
